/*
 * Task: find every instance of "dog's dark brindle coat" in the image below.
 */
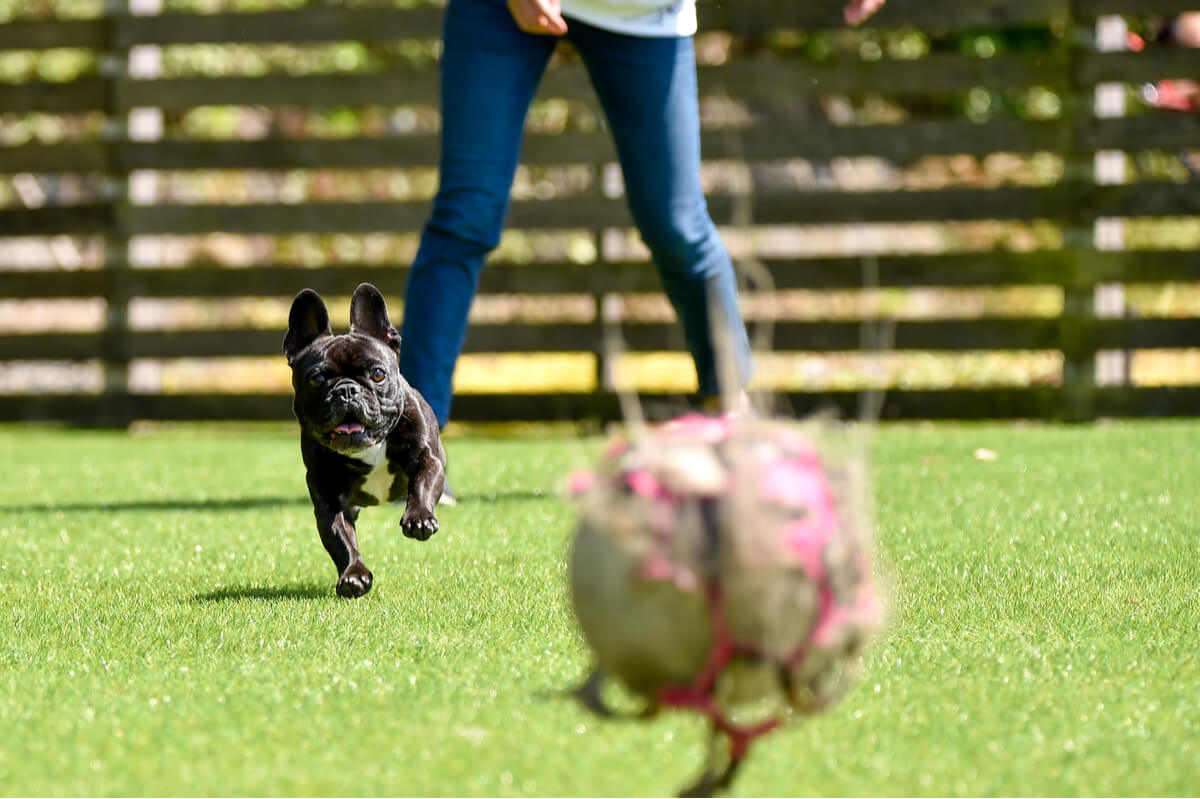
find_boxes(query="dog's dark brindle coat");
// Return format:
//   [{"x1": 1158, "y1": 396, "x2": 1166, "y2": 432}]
[{"x1": 284, "y1": 283, "x2": 446, "y2": 598}]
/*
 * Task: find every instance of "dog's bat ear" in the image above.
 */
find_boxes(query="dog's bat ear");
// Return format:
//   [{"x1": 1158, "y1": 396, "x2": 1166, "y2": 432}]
[
  {"x1": 349, "y1": 282, "x2": 401, "y2": 353},
  {"x1": 284, "y1": 288, "x2": 333, "y2": 364}
]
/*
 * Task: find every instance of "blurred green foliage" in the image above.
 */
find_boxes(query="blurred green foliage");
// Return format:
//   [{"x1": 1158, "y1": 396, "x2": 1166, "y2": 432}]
[
  {"x1": 0, "y1": 0, "x2": 100, "y2": 21},
  {"x1": 0, "y1": 48, "x2": 95, "y2": 82}
]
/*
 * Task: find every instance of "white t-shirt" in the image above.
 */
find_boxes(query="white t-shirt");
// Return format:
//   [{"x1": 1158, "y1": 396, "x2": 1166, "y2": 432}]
[{"x1": 561, "y1": 0, "x2": 697, "y2": 37}]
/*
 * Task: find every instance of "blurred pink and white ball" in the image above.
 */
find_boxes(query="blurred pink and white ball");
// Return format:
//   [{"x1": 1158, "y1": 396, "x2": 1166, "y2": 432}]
[{"x1": 568, "y1": 413, "x2": 882, "y2": 792}]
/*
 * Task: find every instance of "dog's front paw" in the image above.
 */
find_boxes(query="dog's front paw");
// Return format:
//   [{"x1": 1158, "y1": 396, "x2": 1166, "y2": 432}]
[
  {"x1": 401, "y1": 506, "x2": 439, "y2": 541},
  {"x1": 336, "y1": 562, "x2": 374, "y2": 598}
]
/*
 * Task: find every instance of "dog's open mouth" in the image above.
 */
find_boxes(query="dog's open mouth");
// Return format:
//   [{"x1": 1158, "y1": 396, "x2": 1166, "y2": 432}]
[
  {"x1": 332, "y1": 420, "x2": 367, "y2": 437},
  {"x1": 327, "y1": 416, "x2": 374, "y2": 449}
]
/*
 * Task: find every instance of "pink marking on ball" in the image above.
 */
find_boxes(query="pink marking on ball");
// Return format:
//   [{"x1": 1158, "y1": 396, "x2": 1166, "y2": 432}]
[
  {"x1": 637, "y1": 554, "x2": 675, "y2": 583},
  {"x1": 760, "y1": 456, "x2": 830, "y2": 509},
  {"x1": 810, "y1": 579, "x2": 879, "y2": 649},
  {"x1": 773, "y1": 458, "x2": 840, "y2": 578},
  {"x1": 811, "y1": 602, "x2": 852, "y2": 648},
  {"x1": 567, "y1": 469, "x2": 595, "y2": 496},
  {"x1": 784, "y1": 517, "x2": 830, "y2": 581},
  {"x1": 626, "y1": 468, "x2": 665, "y2": 498}
]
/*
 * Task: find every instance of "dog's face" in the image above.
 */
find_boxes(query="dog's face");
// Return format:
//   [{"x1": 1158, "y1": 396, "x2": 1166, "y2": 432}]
[{"x1": 284, "y1": 283, "x2": 405, "y2": 456}]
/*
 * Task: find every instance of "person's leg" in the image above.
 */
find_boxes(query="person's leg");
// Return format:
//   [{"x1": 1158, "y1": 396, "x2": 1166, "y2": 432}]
[
  {"x1": 567, "y1": 21, "x2": 753, "y2": 401},
  {"x1": 400, "y1": 0, "x2": 558, "y2": 428}
]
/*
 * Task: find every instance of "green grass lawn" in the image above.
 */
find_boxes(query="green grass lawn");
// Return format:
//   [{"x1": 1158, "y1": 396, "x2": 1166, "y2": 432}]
[{"x1": 1, "y1": 420, "x2": 1197, "y2": 796}]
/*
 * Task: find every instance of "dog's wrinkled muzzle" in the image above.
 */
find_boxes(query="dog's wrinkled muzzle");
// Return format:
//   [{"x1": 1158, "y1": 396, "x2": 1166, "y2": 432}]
[{"x1": 323, "y1": 384, "x2": 380, "y2": 452}]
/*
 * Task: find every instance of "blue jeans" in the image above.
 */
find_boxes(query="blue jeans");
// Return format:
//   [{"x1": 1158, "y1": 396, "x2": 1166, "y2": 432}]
[{"x1": 400, "y1": 0, "x2": 753, "y2": 427}]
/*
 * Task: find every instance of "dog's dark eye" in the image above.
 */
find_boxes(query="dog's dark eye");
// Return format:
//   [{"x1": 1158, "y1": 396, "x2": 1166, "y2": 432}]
[
  {"x1": 310, "y1": 373, "x2": 327, "y2": 388},
  {"x1": 368, "y1": 367, "x2": 386, "y2": 383}
]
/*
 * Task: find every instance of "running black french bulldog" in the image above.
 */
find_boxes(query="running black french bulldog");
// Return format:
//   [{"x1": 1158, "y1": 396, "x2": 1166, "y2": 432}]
[{"x1": 284, "y1": 282, "x2": 446, "y2": 598}]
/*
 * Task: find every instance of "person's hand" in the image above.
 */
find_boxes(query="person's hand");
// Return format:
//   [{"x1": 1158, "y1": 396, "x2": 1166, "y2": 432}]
[
  {"x1": 507, "y1": 0, "x2": 568, "y2": 35},
  {"x1": 844, "y1": 0, "x2": 886, "y2": 25}
]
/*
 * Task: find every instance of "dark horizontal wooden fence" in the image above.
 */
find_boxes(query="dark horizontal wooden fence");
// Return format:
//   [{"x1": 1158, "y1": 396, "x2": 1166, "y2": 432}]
[{"x1": 2, "y1": 0, "x2": 1200, "y2": 424}]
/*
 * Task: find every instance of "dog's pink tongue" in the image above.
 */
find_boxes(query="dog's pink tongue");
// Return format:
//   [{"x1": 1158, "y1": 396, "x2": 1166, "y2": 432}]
[{"x1": 334, "y1": 421, "x2": 366, "y2": 435}]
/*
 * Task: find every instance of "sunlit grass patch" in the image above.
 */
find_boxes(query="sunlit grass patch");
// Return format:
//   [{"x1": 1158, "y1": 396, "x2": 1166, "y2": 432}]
[{"x1": 0, "y1": 421, "x2": 1198, "y2": 795}]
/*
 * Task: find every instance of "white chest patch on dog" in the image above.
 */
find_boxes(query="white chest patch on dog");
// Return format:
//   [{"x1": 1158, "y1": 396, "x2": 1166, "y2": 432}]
[{"x1": 351, "y1": 442, "x2": 394, "y2": 503}]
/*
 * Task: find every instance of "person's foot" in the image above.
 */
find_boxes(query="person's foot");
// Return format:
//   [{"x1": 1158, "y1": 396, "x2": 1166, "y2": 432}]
[{"x1": 439, "y1": 477, "x2": 457, "y2": 507}]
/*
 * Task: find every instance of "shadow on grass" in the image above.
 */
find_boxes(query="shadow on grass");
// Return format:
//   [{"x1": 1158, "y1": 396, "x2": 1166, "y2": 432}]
[
  {"x1": 2, "y1": 496, "x2": 310, "y2": 513},
  {"x1": 191, "y1": 583, "x2": 331, "y2": 603},
  {"x1": 5, "y1": 490, "x2": 551, "y2": 514}
]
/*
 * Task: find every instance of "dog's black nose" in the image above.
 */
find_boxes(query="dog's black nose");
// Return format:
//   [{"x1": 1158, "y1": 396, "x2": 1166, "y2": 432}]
[{"x1": 331, "y1": 381, "x2": 359, "y2": 404}]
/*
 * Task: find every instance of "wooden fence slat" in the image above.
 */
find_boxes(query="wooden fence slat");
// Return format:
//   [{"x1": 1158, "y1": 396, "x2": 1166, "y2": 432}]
[
  {"x1": 862, "y1": 387, "x2": 1065, "y2": 420},
  {"x1": 1092, "y1": 318, "x2": 1200, "y2": 349},
  {"x1": 107, "y1": 263, "x2": 655, "y2": 297},
  {"x1": 0, "y1": 0, "x2": 1186, "y2": 53},
  {"x1": 1075, "y1": 0, "x2": 1200, "y2": 17},
  {"x1": 105, "y1": 119, "x2": 1070, "y2": 172},
  {"x1": 0, "y1": 394, "x2": 289, "y2": 424},
  {"x1": 1092, "y1": 387, "x2": 1200, "y2": 417},
  {"x1": 114, "y1": 50, "x2": 1067, "y2": 113},
  {"x1": 0, "y1": 204, "x2": 110, "y2": 236},
  {"x1": 1090, "y1": 182, "x2": 1200, "y2": 218},
  {"x1": 769, "y1": 318, "x2": 1064, "y2": 351},
  {"x1": 0, "y1": 395, "x2": 107, "y2": 424},
  {"x1": 1080, "y1": 250, "x2": 1200, "y2": 284},
  {"x1": 0, "y1": 254, "x2": 1063, "y2": 301},
  {"x1": 118, "y1": 186, "x2": 1069, "y2": 236},
  {"x1": 116, "y1": 137, "x2": 442, "y2": 170},
  {"x1": 782, "y1": 387, "x2": 1200, "y2": 421},
  {"x1": 0, "y1": 255, "x2": 1071, "y2": 300},
  {"x1": 441, "y1": 388, "x2": 1072, "y2": 422},
  {"x1": 704, "y1": 119, "x2": 1070, "y2": 162},
  {"x1": 0, "y1": 270, "x2": 108, "y2": 298},
  {"x1": 0, "y1": 18, "x2": 107, "y2": 51},
  {"x1": 663, "y1": 54, "x2": 1071, "y2": 97},
  {"x1": 116, "y1": 267, "x2": 409, "y2": 298},
  {"x1": 6, "y1": 18, "x2": 1193, "y2": 103},
  {"x1": 25, "y1": 0, "x2": 1195, "y2": 56},
  {"x1": 766, "y1": 250, "x2": 1200, "y2": 288},
  {"x1": 8, "y1": 316, "x2": 1198, "y2": 361},
  {"x1": 2, "y1": 250, "x2": 1195, "y2": 301},
  {"x1": 105, "y1": 1, "x2": 1065, "y2": 45},
  {"x1": 0, "y1": 333, "x2": 103, "y2": 361},
  {"x1": 1077, "y1": 49, "x2": 1200, "y2": 87},
  {"x1": 668, "y1": 54, "x2": 1070, "y2": 100},
  {"x1": 0, "y1": 2, "x2": 1078, "y2": 55},
  {"x1": 1082, "y1": 115, "x2": 1200, "y2": 154},
  {"x1": 0, "y1": 142, "x2": 110, "y2": 174},
  {"x1": 4, "y1": 115, "x2": 1175, "y2": 179},
  {"x1": 123, "y1": 393, "x2": 296, "y2": 421},
  {"x1": 5, "y1": 115, "x2": 1176, "y2": 181},
  {"x1": 770, "y1": 251, "x2": 1072, "y2": 288},
  {"x1": 698, "y1": 0, "x2": 1071, "y2": 32},
  {"x1": 719, "y1": 186, "x2": 1071, "y2": 225},
  {"x1": 3, "y1": 385, "x2": 1199, "y2": 424},
  {"x1": 0, "y1": 0, "x2": 1092, "y2": 55},
  {"x1": 117, "y1": 72, "x2": 439, "y2": 111},
  {"x1": 0, "y1": 79, "x2": 106, "y2": 113},
  {"x1": 115, "y1": 7, "x2": 444, "y2": 46},
  {"x1": 124, "y1": 201, "x2": 430, "y2": 234},
  {"x1": 17, "y1": 0, "x2": 1188, "y2": 55}
]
